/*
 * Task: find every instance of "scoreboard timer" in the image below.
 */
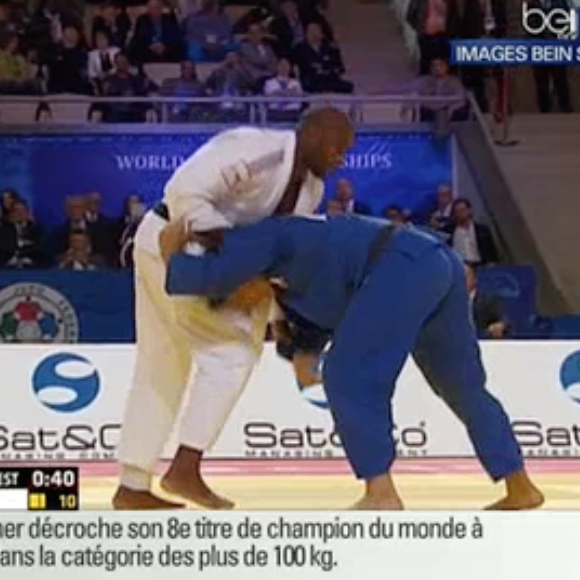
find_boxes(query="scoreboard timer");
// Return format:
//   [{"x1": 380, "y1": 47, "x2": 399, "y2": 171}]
[{"x1": 0, "y1": 467, "x2": 79, "y2": 511}]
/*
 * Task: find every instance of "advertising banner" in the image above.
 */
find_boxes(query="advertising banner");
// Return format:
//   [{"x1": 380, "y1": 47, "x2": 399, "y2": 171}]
[
  {"x1": 0, "y1": 342, "x2": 579, "y2": 461},
  {"x1": 0, "y1": 132, "x2": 451, "y2": 225}
]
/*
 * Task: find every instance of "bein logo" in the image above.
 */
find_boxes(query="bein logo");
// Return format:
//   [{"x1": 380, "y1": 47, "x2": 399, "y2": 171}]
[{"x1": 522, "y1": 2, "x2": 580, "y2": 39}]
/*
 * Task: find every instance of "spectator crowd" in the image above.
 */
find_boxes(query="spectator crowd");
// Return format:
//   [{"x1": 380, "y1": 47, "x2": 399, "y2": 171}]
[{"x1": 0, "y1": 0, "x2": 354, "y2": 122}]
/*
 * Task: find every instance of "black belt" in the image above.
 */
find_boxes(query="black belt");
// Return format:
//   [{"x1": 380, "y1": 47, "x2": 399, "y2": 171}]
[
  {"x1": 362, "y1": 225, "x2": 398, "y2": 278},
  {"x1": 153, "y1": 202, "x2": 169, "y2": 220}
]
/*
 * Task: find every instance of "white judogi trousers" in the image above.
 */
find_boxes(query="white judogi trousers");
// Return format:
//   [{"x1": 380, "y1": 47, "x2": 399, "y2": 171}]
[{"x1": 118, "y1": 212, "x2": 270, "y2": 474}]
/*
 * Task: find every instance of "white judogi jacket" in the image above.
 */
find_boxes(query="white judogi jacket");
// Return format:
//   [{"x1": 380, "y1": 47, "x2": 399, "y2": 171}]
[
  {"x1": 136, "y1": 127, "x2": 324, "y2": 256},
  {"x1": 167, "y1": 127, "x2": 322, "y2": 228},
  {"x1": 134, "y1": 126, "x2": 324, "y2": 343}
]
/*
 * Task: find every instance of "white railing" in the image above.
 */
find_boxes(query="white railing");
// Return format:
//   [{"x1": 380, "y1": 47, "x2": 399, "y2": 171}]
[{"x1": 0, "y1": 94, "x2": 469, "y2": 126}]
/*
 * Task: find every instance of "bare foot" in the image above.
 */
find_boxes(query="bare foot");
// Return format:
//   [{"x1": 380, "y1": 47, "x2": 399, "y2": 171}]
[
  {"x1": 485, "y1": 488, "x2": 544, "y2": 511},
  {"x1": 160, "y1": 473, "x2": 235, "y2": 510},
  {"x1": 112, "y1": 486, "x2": 185, "y2": 510},
  {"x1": 350, "y1": 495, "x2": 404, "y2": 510}
]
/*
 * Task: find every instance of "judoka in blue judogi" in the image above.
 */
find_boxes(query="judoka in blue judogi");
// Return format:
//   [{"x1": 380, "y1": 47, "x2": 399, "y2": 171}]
[{"x1": 163, "y1": 214, "x2": 543, "y2": 510}]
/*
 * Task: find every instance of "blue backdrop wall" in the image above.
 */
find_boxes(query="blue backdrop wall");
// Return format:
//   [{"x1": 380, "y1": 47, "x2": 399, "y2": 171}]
[{"x1": 0, "y1": 131, "x2": 452, "y2": 224}]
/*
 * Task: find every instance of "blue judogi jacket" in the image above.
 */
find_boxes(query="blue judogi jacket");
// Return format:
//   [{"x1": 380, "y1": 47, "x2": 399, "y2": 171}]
[{"x1": 166, "y1": 215, "x2": 444, "y2": 353}]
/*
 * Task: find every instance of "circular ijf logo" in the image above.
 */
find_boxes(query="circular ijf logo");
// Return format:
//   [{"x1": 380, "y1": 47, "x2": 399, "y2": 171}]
[{"x1": 0, "y1": 283, "x2": 79, "y2": 343}]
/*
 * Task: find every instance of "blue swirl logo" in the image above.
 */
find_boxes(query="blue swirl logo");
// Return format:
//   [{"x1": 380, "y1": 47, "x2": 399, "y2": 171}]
[
  {"x1": 32, "y1": 353, "x2": 100, "y2": 413},
  {"x1": 559, "y1": 351, "x2": 580, "y2": 406}
]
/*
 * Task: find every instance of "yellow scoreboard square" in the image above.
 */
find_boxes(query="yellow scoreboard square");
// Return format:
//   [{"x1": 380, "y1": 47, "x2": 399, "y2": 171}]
[{"x1": 28, "y1": 493, "x2": 46, "y2": 510}]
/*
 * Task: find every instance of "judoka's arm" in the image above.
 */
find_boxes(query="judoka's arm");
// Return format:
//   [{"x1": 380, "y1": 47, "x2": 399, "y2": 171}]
[{"x1": 165, "y1": 221, "x2": 281, "y2": 300}]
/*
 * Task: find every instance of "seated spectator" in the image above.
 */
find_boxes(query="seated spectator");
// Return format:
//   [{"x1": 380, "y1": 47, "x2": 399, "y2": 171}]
[
  {"x1": 269, "y1": 0, "x2": 333, "y2": 59},
  {"x1": 53, "y1": 196, "x2": 94, "y2": 255},
  {"x1": 103, "y1": 52, "x2": 158, "y2": 122},
  {"x1": 383, "y1": 204, "x2": 410, "y2": 224},
  {"x1": 239, "y1": 23, "x2": 278, "y2": 91},
  {"x1": 1, "y1": 188, "x2": 20, "y2": 222},
  {"x1": 184, "y1": 0, "x2": 236, "y2": 63},
  {"x1": 85, "y1": 191, "x2": 116, "y2": 262},
  {"x1": 0, "y1": 33, "x2": 40, "y2": 94},
  {"x1": 444, "y1": 198, "x2": 498, "y2": 266},
  {"x1": 92, "y1": 1, "x2": 131, "y2": 50},
  {"x1": 331, "y1": 178, "x2": 371, "y2": 215},
  {"x1": 205, "y1": 51, "x2": 254, "y2": 115},
  {"x1": 44, "y1": 25, "x2": 90, "y2": 94},
  {"x1": 117, "y1": 193, "x2": 146, "y2": 268},
  {"x1": 88, "y1": 29, "x2": 120, "y2": 94},
  {"x1": 231, "y1": 4, "x2": 272, "y2": 36},
  {"x1": 58, "y1": 230, "x2": 105, "y2": 271},
  {"x1": 293, "y1": 22, "x2": 353, "y2": 94},
  {"x1": 411, "y1": 59, "x2": 466, "y2": 123},
  {"x1": 35, "y1": 102, "x2": 53, "y2": 122},
  {"x1": 0, "y1": 200, "x2": 45, "y2": 268},
  {"x1": 466, "y1": 262, "x2": 508, "y2": 339},
  {"x1": 26, "y1": 0, "x2": 83, "y2": 57},
  {"x1": 161, "y1": 60, "x2": 206, "y2": 121},
  {"x1": 429, "y1": 183, "x2": 454, "y2": 230},
  {"x1": 129, "y1": 0, "x2": 184, "y2": 64},
  {"x1": 263, "y1": 58, "x2": 303, "y2": 121}
]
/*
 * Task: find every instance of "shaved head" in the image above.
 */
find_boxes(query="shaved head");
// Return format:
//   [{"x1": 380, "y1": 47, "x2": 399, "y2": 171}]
[{"x1": 297, "y1": 107, "x2": 355, "y2": 178}]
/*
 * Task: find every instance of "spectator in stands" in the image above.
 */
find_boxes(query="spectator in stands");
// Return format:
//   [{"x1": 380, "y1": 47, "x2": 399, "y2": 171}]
[
  {"x1": 1, "y1": 189, "x2": 20, "y2": 223},
  {"x1": 0, "y1": 200, "x2": 45, "y2": 268},
  {"x1": 184, "y1": 0, "x2": 235, "y2": 63},
  {"x1": 92, "y1": 1, "x2": 131, "y2": 50},
  {"x1": 457, "y1": 0, "x2": 507, "y2": 113},
  {"x1": 231, "y1": 4, "x2": 273, "y2": 36},
  {"x1": 383, "y1": 204, "x2": 410, "y2": 224},
  {"x1": 160, "y1": 60, "x2": 206, "y2": 121},
  {"x1": 27, "y1": 0, "x2": 83, "y2": 57},
  {"x1": 444, "y1": 198, "x2": 498, "y2": 266},
  {"x1": 465, "y1": 262, "x2": 508, "y2": 339},
  {"x1": 103, "y1": 52, "x2": 158, "y2": 122},
  {"x1": 331, "y1": 179, "x2": 371, "y2": 215},
  {"x1": 263, "y1": 58, "x2": 303, "y2": 121},
  {"x1": 35, "y1": 102, "x2": 53, "y2": 122},
  {"x1": 85, "y1": 191, "x2": 116, "y2": 263},
  {"x1": 269, "y1": 0, "x2": 334, "y2": 58},
  {"x1": 88, "y1": 29, "x2": 120, "y2": 95},
  {"x1": 293, "y1": 22, "x2": 353, "y2": 94},
  {"x1": 54, "y1": 196, "x2": 91, "y2": 254},
  {"x1": 239, "y1": 23, "x2": 278, "y2": 91},
  {"x1": 269, "y1": 0, "x2": 305, "y2": 58},
  {"x1": 44, "y1": 25, "x2": 90, "y2": 94},
  {"x1": 0, "y1": 2, "x2": 10, "y2": 39},
  {"x1": 117, "y1": 193, "x2": 145, "y2": 268},
  {"x1": 0, "y1": 33, "x2": 39, "y2": 95},
  {"x1": 0, "y1": 1, "x2": 25, "y2": 39},
  {"x1": 412, "y1": 58, "x2": 466, "y2": 123},
  {"x1": 525, "y1": 0, "x2": 572, "y2": 113},
  {"x1": 129, "y1": 0, "x2": 184, "y2": 64},
  {"x1": 205, "y1": 50, "x2": 254, "y2": 117},
  {"x1": 429, "y1": 182, "x2": 454, "y2": 230},
  {"x1": 406, "y1": 0, "x2": 460, "y2": 75},
  {"x1": 58, "y1": 230, "x2": 105, "y2": 271}
]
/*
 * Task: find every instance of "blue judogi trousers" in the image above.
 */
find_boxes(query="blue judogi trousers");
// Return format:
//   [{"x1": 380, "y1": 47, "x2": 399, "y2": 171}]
[{"x1": 322, "y1": 239, "x2": 523, "y2": 481}]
